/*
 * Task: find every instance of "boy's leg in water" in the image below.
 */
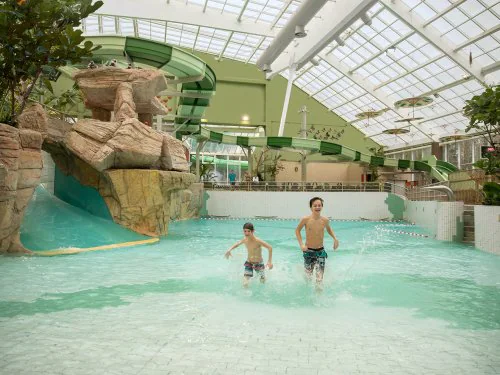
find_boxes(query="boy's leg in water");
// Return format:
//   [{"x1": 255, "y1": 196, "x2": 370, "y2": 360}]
[
  {"x1": 304, "y1": 257, "x2": 315, "y2": 281},
  {"x1": 258, "y1": 270, "x2": 266, "y2": 283},
  {"x1": 315, "y1": 257, "x2": 326, "y2": 286},
  {"x1": 243, "y1": 276, "x2": 251, "y2": 287}
]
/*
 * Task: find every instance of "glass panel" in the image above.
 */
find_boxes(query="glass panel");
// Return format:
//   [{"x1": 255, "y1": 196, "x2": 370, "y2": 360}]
[{"x1": 447, "y1": 143, "x2": 459, "y2": 167}]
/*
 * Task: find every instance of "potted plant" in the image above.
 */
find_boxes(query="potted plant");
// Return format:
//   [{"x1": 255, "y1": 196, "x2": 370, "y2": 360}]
[{"x1": 0, "y1": 0, "x2": 103, "y2": 126}]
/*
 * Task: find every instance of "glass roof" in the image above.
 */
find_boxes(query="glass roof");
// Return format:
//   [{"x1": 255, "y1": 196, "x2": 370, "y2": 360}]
[{"x1": 83, "y1": 0, "x2": 500, "y2": 150}]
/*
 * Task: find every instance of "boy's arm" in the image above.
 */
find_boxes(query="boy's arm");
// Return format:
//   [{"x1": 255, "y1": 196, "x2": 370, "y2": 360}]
[
  {"x1": 325, "y1": 219, "x2": 340, "y2": 250},
  {"x1": 257, "y1": 238, "x2": 273, "y2": 268},
  {"x1": 295, "y1": 217, "x2": 308, "y2": 251},
  {"x1": 225, "y1": 239, "x2": 244, "y2": 258}
]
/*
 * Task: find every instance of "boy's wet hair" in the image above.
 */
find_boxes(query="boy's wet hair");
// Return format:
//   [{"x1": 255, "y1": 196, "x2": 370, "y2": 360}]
[
  {"x1": 243, "y1": 222, "x2": 254, "y2": 231},
  {"x1": 309, "y1": 197, "x2": 324, "y2": 207}
]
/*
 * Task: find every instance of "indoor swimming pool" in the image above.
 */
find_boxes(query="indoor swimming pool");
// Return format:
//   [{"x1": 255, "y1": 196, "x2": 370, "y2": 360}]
[{"x1": 1, "y1": 190, "x2": 499, "y2": 374}]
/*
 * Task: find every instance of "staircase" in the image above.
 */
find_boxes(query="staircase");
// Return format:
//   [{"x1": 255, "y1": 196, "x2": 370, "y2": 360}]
[{"x1": 463, "y1": 205, "x2": 475, "y2": 245}]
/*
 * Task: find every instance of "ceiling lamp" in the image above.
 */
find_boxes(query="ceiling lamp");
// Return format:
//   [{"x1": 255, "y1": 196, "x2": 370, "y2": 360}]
[
  {"x1": 355, "y1": 108, "x2": 389, "y2": 127},
  {"x1": 383, "y1": 128, "x2": 410, "y2": 135},
  {"x1": 295, "y1": 25, "x2": 307, "y2": 38}
]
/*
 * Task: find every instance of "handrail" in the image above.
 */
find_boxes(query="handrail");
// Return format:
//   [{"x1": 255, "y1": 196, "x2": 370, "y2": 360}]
[{"x1": 203, "y1": 181, "x2": 406, "y2": 194}]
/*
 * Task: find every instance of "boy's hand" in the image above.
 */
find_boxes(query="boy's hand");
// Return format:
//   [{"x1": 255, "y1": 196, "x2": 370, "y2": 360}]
[
  {"x1": 267, "y1": 262, "x2": 273, "y2": 270},
  {"x1": 301, "y1": 245, "x2": 308, "y2": 252},
  {"x1": 224, "y1": 251, "x2": 232, "y2": 259},
  {"x1": 333, "y1": 239, "x2": 339, "y2": 251}
]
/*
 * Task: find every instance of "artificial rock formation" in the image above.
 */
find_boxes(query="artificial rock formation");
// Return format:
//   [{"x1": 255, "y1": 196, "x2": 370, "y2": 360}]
[
  {"x1": 0, "y1": 103, "x2": 47, "y2": 253},
  {"x1": 39, "y1": 67, "x2": 198, "y2": 237},
  {"x1": 101, "y1": 170, "x2": 197, "y2": 236},
  {"x1": 74, "y1": 67, "x2": 168, "y2": 116}
]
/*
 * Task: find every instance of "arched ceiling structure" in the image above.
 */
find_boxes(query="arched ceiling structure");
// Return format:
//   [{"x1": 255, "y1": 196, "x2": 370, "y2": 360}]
[{"x1": 82, "y1": 0, "x2": 500, "y2": 150}]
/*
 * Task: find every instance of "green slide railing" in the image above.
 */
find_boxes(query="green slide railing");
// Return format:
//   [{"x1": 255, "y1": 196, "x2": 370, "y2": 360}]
[{"x1": 198, "y1": 127, "x2": 456, "y2": 180}]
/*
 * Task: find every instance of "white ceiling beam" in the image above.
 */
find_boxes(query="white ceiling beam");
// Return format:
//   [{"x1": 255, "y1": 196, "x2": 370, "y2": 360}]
[
  {"x1": 319, "y1": 52, "x2": 438, "y2": 142},
  {"x1": 266, "y1": 0, "x2": 377, "y2": 78},
  {"x1": 422, "y1": 0, "x2": 466, "y2": 27},
  {"x1": 97, "y1": 0, "x2": 277, "y2": 38},
  {"x1": 453, "y1": 24, "x2": 500, "y2": 52},
  {"x1": 418, "y1": 109, "x2": 464, "y2": 124},
  {"x1": 237, "y1": 1, "x2": 250, "y2": 22},
  {"x1": 419, "y1": 76, "x2": 475, "y2": 97},
  {"x1": 482, "y1": 61, "x2": 500, "y2": 76},
  {"x1": 379, "y1": 0, "x2": 486, "y2": 86}
]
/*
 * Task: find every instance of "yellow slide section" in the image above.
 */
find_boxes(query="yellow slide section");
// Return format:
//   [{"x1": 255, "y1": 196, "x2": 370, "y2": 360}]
[{"x1": 36, "y1": 238, "x2": 160, "y2": 257}]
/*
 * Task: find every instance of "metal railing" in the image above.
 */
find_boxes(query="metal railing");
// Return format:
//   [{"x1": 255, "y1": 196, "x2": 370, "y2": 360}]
[{"x1": 203, "y1": 181, "x2": 407, "y2": 195}]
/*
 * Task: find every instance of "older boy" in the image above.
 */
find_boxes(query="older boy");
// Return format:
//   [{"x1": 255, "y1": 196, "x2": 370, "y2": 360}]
[
  {"x1": 225, "y1": 222, "x2": 273, "y2": 286},
  {"x1": 295, "y1": 197, "x2": 339, "y2": 285}
]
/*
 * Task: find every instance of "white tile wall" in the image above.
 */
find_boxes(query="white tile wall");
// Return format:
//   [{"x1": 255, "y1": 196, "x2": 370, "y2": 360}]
[
  {"x1": 405, "y1": 201, "x2": 438, "y2": 237},
  {"x1": 206, "y1": 192, "x2": 396, "y2": 220},
  {"x1": 436, "y1": 202, "x2": 464, "y2": 241},
  {"x1": 475, "y1": 205, "x2": 500, "y2": 254},
  {"x1": 404, "y1": 201, "x2": 464, "y2": 241}
]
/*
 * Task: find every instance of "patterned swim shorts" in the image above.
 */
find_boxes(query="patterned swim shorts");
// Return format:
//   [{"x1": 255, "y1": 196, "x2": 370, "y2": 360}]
[
  {"x1": 303, "y1": 247, "x2": 328, "y2": 272},
  {"x1": 244, "y1": 261, "x2": 265, "y2": 278}
]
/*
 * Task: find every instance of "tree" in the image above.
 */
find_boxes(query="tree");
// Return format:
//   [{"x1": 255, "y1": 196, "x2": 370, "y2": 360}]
[
  {"x1": 463, "y1": 85, "x2": 500, "y2": 176},
  {"x1": 368, "y1": 146, "x2": 385, "y2": 181},
  {"x1": 0, "y1": 0, "x2": 103, "y2": 126},
  {"x1": 252, "y1": 147, "x2": 284, "y2": 181}
]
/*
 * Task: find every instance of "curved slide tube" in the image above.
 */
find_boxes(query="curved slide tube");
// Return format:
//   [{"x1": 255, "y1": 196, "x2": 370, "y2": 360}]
[{"x1": 198, "y1": 127, "x2": 455, "y2": 178}]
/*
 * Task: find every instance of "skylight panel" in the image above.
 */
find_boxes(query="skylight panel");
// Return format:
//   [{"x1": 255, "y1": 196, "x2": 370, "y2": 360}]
[
  {"x1": 413, "y1": 2, "x2": 437, "y2": 22},
  {"x1": 459, "y1": 0, "x2": 485, "y2": 18},
  {"x1": 420, "y1": 43, "x2": 441, "y2": 58},
  {"x1": 458, "y1": 20, "x2": 484, "y2": 38},
  {"x1": 372, "y1": 34, "x2": 391, "y2": 49},
  {"x1": 474, "y1": 10, "x2": 498, "y2": 29},
  {"x1": 430, "y1": 17, "x2": 454, "y2": 34},
  {"x1": 446, "y1": 8, "x2": 469, "y2": 27}
]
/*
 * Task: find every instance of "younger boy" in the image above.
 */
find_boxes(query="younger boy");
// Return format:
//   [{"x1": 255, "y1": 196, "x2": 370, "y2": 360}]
[
  {"x1": 225, "y1": 223, "x2": 273, "y2": 286},
  {"x1": 295, "y1": 197, "x2": 339, "y2": 286}
]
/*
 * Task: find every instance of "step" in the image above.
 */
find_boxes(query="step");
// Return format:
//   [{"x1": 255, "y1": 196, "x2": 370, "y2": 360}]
[{"x1": 464, "y1": 217, "x2": 474, "y2": 225}]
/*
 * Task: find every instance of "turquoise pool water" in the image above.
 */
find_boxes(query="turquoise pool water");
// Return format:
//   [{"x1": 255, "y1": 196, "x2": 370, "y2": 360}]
[{"x1": 1, "y1": 190, "x2": 499, "y2": 374}]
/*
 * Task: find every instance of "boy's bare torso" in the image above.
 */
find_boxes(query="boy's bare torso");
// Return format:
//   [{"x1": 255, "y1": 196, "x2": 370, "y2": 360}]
[
  {"x1": 304, "y1": 215, "x2": 327, "y2": 249},
  {"x1": 244, "y1": 237, "x2": 263, "y2": 262}
]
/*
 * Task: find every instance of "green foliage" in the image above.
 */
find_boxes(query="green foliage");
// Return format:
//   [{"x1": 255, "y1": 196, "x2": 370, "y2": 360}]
[
  {"x1": 482, "y1": 182, "x2": 500, "y2": 206},
  {"x1": 190, "y1": 157, "x2": 214, "y2": 180},
  {"x1": 474, "y1": 155, "x2": 500, "y2": 177},
  {"x1": 0, "y1": 0, "x2": 103, "y2": 125},
  {"x1": 463, "y1": 86, "x2": 500, "y2": 131},
  {"x1": 464, "y1": 86, "x2": 500, "y2": 176},
  {"x1": 30, "y1": 83, "x2": 83, "y2": 116}
]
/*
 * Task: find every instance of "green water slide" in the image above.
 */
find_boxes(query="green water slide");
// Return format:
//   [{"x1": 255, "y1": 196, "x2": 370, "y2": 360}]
[
  {"x1": 198, "y1": 127, "x2": 455, "y2": 180},
  {"x1": 59, "y1": 36, "x2": 216, "y2": 134},
  {"x1": 418, "y1": 156, "x2": 458, "y2": 182}
]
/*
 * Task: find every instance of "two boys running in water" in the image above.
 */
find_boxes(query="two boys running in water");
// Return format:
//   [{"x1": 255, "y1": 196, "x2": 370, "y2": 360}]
[{"x1": 225, "y1": 197, "x2": 339, "y2": 287}]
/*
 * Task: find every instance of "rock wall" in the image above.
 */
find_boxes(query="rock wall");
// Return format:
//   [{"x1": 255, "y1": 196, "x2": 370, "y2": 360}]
[
  {"x1": 45, "y1": 117, "x2": 201, "y2": 236},
  {"x1": 0, "y1": 104, "x2": 47, "y2": 253},
  {"x1": 101, "y1": 170, "x2": 197, "y2": 236}
]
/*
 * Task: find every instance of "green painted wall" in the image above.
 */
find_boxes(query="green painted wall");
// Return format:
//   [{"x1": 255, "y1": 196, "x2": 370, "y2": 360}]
[
  {"x1": 51, "y1": 48, "x2": 379, "y2": 162},
  {"x1": 192, "y1": 51, "x2": 380, "y2": 161}
]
